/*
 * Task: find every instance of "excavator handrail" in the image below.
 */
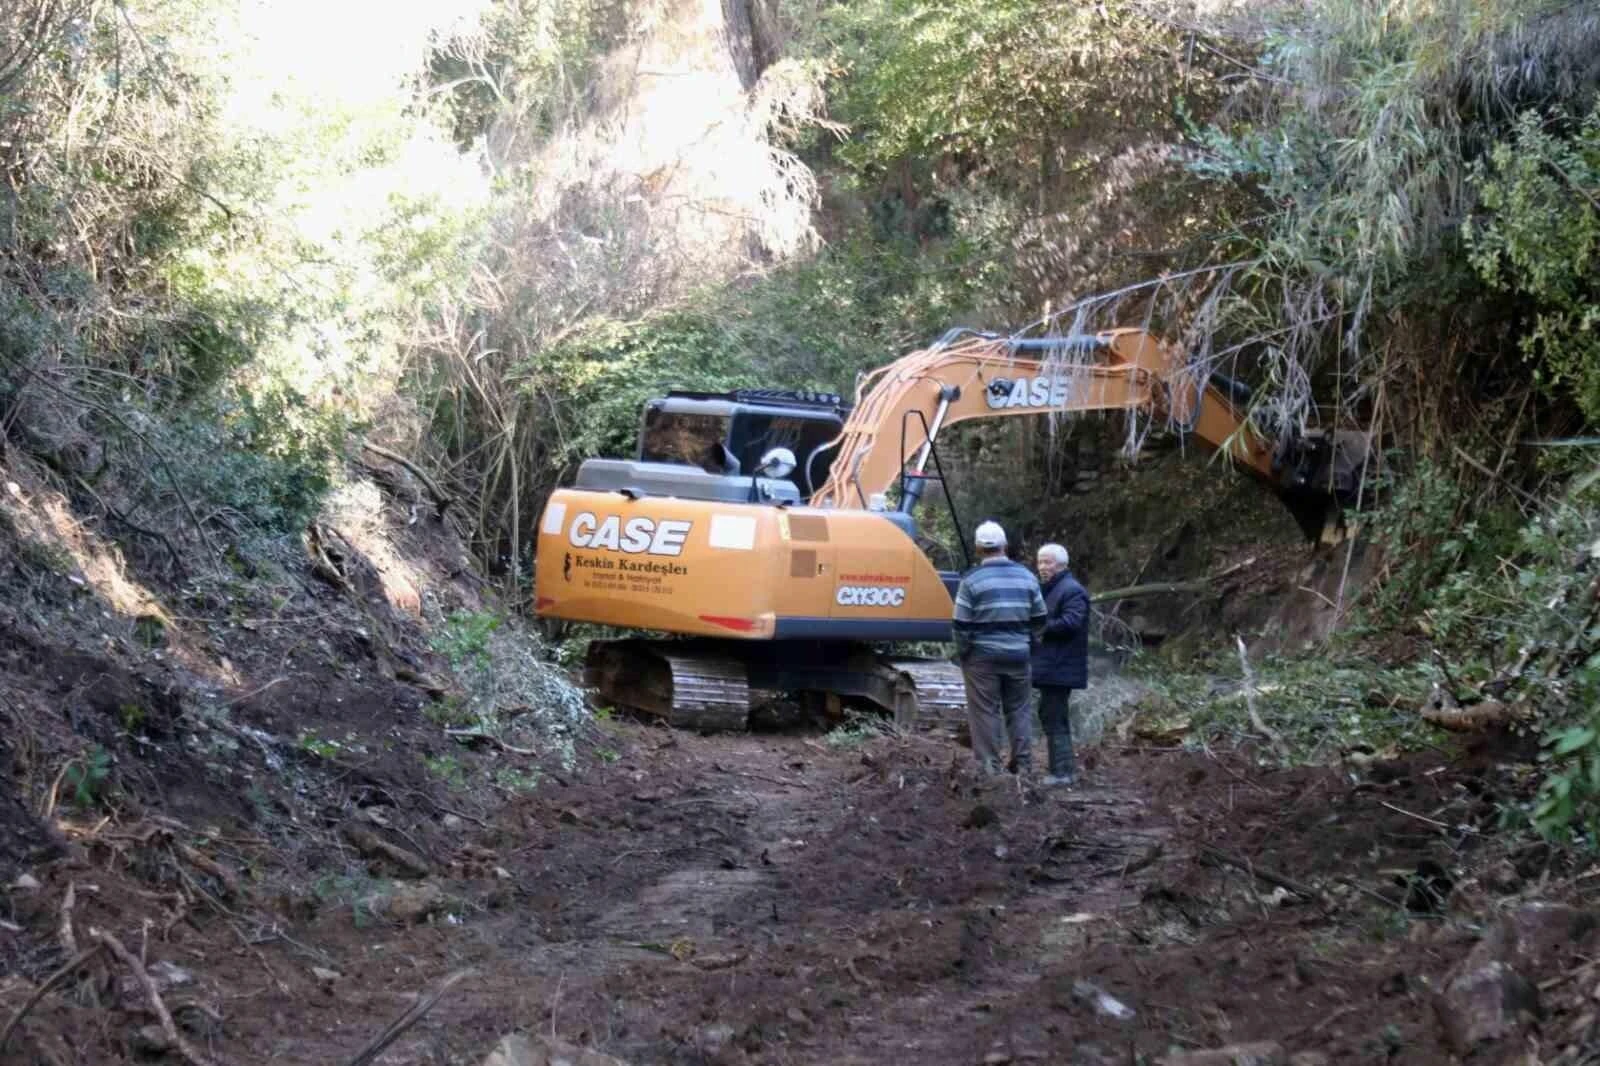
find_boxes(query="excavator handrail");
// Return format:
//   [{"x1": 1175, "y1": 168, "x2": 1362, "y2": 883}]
[{"x1": 896, "y1": 405, "x2": 973, "y2": 568}]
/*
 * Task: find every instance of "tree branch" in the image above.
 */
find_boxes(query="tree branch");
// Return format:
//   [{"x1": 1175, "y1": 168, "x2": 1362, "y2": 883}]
[
  {"x1": 361, "y1": 440, "x2": 454, "y2": 516},
  {"x1": 91, "y1": 928, "x2": 225, "y2": 1066}
]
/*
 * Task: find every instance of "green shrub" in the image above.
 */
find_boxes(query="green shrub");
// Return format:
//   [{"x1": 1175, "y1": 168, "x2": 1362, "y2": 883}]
[{"x1": 1468, "y1": 105, "x2": 1600, "y2": 422}]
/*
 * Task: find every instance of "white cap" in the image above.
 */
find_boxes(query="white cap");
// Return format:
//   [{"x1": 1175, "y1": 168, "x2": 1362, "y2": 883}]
[{"x1": 974, "y1": 520, "x2": 1007, "y2": 549}]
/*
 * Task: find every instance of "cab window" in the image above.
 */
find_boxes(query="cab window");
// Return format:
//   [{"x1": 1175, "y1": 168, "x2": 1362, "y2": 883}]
[{"x1": 639, "y1": 407, "x2": 732, "y2": 473}]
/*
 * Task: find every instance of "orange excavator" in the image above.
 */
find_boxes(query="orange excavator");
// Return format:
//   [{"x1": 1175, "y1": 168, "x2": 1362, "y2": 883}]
[{"x1": 533, "y1": 327, "x2": 1368, "y2": 732}]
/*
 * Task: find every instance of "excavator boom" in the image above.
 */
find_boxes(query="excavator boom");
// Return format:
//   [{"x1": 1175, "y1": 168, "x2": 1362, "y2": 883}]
[{"x1": 810, "y1": 328, "x2": 1365, "y2": 540}]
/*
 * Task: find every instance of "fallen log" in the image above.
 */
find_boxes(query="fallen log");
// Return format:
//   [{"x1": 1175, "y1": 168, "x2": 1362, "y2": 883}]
[
  {"x1": 360, "y1": 441, "x2": 453, "y2": 516},
  {"x1": 341, "y1": 824, "x2": 431, "y2": 878},
  {"x1": 1093, "y1": 557, "x2": 1258, "y2": 604},
  {"x1": 1422, "y1": 698, "x2": 1535, "y2": 733},
  {"x1": 1092, "y1": 581, "x2": 1208, "y2": 603},
  {"x1": 345, "y1": 968, "x2": 473, "y2": 1066},
  {"x1": 0, "y1": 945, "x2": 104, "y2": 1054}
]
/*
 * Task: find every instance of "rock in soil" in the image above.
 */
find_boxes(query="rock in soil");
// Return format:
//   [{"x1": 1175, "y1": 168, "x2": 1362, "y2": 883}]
[
  {"x1": 1481, "y1": 858, "x2": 1522, "y2": 894},
  {"x1": 1156, "y1": 1043, "x2": 1283, "y2": 1066},
  {"x1": 964, "y1": 804, "x2": 998, "y2": 829},
  {"x1": 364, "y1": 880, "x2": 446, "y2": 925},
  {"x1": 1071, "y1": 979, "x2": 1136, "y2": 1021},
  {"x1": 1432, "y1": 959, "x2": 1542, "y2": 1053},
  {"x1": 148, "y1": 960, "x2": 195, "y2": 990},
  {"x1": 481, "y1": 1032, "x2": 630, "y2": 1066},
  {"x1": 1432, "y1": 901, "x2": 1597, "y2": 1052},
  {"x1": 1471, "y1": 901, "x2": 1599, "y2": 976}
]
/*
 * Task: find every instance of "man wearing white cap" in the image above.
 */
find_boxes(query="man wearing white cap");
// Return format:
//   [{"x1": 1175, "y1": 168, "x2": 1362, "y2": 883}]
[{"x1": 952, "y1": 520, "x2": 1048, "y2": 777}]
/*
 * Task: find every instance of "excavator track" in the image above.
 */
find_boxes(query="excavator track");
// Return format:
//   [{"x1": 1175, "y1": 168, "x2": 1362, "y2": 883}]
[
  {"x1": 584, "y1": 640, "x2": 751, "y2": 733},
  {"x1": 584, "y1": 640, "x2": 970, "y2": 737},
  {"x1": 883, "y1": 657, "x2": 969, "y2": 739}
]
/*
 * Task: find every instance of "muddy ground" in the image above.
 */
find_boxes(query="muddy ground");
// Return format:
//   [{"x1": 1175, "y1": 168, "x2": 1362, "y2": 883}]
[{"x1": 6, "y1": 705, "x2": 1592, "y2": 1066}]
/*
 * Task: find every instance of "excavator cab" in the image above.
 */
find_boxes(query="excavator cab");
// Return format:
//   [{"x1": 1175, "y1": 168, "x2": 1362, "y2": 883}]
[{"x1": 575, "y1": 389, "x2": 852, "y2": 502}]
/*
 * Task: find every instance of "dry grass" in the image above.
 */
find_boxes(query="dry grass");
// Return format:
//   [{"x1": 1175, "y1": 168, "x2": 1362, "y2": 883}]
[{"x1": 410, "y1": 0, "x2": 833, "y2": 585}]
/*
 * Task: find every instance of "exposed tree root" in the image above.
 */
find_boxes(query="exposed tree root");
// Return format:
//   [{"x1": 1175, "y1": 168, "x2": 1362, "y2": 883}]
[{"x1": 91, "y1": 928, "x2": 226, "y2": 1066}]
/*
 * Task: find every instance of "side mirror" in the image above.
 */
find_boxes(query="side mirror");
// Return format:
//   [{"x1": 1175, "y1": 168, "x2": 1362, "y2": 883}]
[{"x1": 757, "y1": 446, "x2": 796, "y2": 480}]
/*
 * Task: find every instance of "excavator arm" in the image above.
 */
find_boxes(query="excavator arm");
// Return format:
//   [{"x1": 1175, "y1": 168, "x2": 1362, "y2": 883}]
[{"x1": 808, "y1": 328, "x2": 1367, "y2": 541}]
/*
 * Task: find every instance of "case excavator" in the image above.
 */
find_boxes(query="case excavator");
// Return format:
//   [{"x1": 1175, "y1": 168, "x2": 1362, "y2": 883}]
[{"x1": 532, "y1": 328, "x2": 1368, "y2": 733}]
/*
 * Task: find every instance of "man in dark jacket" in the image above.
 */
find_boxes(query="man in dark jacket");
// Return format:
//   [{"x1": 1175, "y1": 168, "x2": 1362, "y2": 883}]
[
  {"x1": 1031, "y1": 542, "x2": 1090, "y2": 787},
  {"x1": 953, "y1": 520, "x2": 1047, "y2": 777}
]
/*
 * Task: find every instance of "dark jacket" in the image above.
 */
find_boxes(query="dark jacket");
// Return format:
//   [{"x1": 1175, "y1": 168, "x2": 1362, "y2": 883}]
[{"x1": 1031, "y1": 569, "x2": 1090, "y2": 688}]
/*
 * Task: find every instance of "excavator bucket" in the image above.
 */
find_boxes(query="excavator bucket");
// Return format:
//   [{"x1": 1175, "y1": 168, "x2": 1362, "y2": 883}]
[{"x1": 1272, "y1": 429, "x2": 1374, "y2": 543}]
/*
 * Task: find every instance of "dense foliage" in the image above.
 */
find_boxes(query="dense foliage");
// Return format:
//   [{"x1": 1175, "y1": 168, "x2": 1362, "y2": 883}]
[{"x1": 1172, "y1": 0, "x2": 1600, "y2": 843}]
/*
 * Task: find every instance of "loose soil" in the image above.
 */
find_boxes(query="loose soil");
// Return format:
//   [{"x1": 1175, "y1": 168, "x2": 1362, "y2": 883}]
[{"x1": 3, "y1": 711, "x2": 1567, "y2": 1065}]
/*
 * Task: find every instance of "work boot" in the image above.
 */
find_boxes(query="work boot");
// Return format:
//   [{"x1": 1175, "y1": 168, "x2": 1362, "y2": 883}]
[{"x1": 1042, "y1": 729, "x2": 1076, "y2": 787}]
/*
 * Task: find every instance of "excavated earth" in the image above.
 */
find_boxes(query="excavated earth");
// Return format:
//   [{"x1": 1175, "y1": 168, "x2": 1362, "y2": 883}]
[{"x1": 6, "y1": 705, "x2": 1594, "y2": 1066}]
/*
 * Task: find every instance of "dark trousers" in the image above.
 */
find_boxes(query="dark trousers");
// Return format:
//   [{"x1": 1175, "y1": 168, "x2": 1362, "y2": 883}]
[
  {"x1": 961, "y1": 657, "x2": 1032, "y2": 774},
  {"x1": 1036, "y1": 685, "x2": 1076, "y2": 778}
]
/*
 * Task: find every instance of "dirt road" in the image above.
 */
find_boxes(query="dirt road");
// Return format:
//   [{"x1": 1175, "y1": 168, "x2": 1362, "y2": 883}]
[
  {"x1": 8, "y1": 699, "x2": 1551, "y2": 1066},
  {"x1": 41, "y1": 720, "x2": 1506, "y2": 1065}
]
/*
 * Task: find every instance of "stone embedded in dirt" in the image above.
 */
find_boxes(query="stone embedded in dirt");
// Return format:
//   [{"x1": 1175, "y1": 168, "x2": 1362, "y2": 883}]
[
  {"x1": 695, "y1": 1024, "x2": 737, "y2": 1058},
  {"x1": 691, "y1": 951, "x2": 747, "y2": 971},
  {"x1": 1071, "y1": 979, "x2": 1135, "y2": 1021},
  {"x1": 148, "y1": 960, "x2": 195, "y2": 989},
  {"x1": 480, "y1": 1033, "x2": 629, "y2": 1066},
  {"x1": 1431, "y1": 900, "x2": 1599, "y2": 1052},
  {"x1": 311, "y1": 966, "x2": 342, "y2": 983},
  {"x1": 1481, "y1": 858, "x2": 1522, "y2": 894},
  {"x1": 366, "y1": 880, "x2": 447, "y2": 924},
  {"x1": 1154, "y1": 1042, "x2": 1283, "y2": 1066},
  {"x1": 358, "y1": 806, "x2": 392, "y2": 827},
  {"x1": 9, "y1": 872, "x2": 40, "y2": 891},
  {"x1": 1432, "y1": 959, "x2": 1541, "y2": 1053},
  {"x1": 1472, "y1": 901, "x2": 1599, "y2": 975}
]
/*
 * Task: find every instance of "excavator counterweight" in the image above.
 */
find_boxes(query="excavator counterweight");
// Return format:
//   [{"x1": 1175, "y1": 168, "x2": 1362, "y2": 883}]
[{"x1": 534, "y1": 327, "x2": 1368, "y2": 732}]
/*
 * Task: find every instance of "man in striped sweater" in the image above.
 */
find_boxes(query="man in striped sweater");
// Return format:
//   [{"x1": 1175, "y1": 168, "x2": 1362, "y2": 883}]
[{"x1": 953, "y1": 520, "x2": 1048, "y2": 777}]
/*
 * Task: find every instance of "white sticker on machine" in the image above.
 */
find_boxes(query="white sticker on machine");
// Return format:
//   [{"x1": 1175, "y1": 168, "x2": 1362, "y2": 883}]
[
  {"x1": 541, "y1": 501, "x2": 567, "y2": 535},
  {"x1": 708, "y1": 514, "x2": 758, "y2": 550}
]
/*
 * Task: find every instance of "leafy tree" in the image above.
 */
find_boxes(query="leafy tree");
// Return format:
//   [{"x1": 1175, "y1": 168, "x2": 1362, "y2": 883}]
[{"x1": 1468, "y1": 105, "x2": 1600, "y2": 420}]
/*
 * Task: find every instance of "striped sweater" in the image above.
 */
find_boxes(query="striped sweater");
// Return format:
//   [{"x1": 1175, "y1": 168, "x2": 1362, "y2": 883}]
[{"x1": 952, "y1": 556, "x2": 1048, "y2": 662}]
